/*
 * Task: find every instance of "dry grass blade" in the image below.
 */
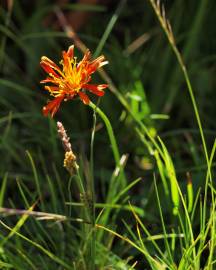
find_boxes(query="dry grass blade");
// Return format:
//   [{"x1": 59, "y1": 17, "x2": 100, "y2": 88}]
[
  {"x1": 0, "y1": 207, "x2": 67, "y2": 221},
  {"x1": 149, "y1": 0, "x2": 175, "y2": 45},
  {"x1": 54, "y1": 6, "x2": 87, "y2": 52},
  {"x1": 124, "y1": 33, "x2": 151, "y2": 56}
]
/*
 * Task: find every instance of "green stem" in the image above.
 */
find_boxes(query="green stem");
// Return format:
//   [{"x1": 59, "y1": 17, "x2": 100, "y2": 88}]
[
  {"x1": 147, "y1": 2, "x2": 213, "y2": 264},
  {"x1": 88, "y1": 101, "x2": 126, "y2": 188},
  {"x1": 148, "y1": 0, "x2": 209, "y2": 164},
  {"x1": 75, "y1": 167, "x2": 85, "y2": 196},
  {"x1": 163, "y1": 0, "x2": 208, "y2": 113},
  {"x1": 88, "y1": 102, "x2": 129, "y2": 243},
  {"x1": 74, "y1": 167, "x2": 94, "y2": 268},
  {"x1": 89, "y1": 105, "x2": 97, "y2": 270}
]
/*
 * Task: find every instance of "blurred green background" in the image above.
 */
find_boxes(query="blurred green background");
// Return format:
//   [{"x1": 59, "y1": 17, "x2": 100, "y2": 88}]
[
  {"x1": 0, "y1": 0, "x2": 216, "y2": 268},
  {"x1": 1, "y1": 0, "x2": 215, "y2": 194}
]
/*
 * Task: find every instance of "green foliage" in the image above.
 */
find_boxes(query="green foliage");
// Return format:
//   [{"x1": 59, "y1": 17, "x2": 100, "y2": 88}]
[{"x1": 0, "y1": 0, "x2": 216, "y2": 269}]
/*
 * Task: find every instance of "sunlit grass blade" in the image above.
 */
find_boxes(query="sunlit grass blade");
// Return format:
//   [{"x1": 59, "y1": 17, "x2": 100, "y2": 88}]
[
  {"x1": 157, "y1": 137, "x2": 179, "y2": 214},
  {"x1": 0, "y1": 220, "x2": 71, "y2": 269},
  {"x1": 154, "y1": 176, "x2": 175, "y2": 267},
  {"x1": 0, "y1": 173, "x2": 8, "y2": 207},
  {"x1": 94, "y1": 0, "x2": 126, "y2": 58},
  {"x1": 26, "y1": 151, "x2": 45, "y2": 210},
  {"x1": 186, "y1": 172, "x2": 193, "y2": 213},
  {"x1": 88, "y1": 101, "x2": 126, "y2": 188},
  {"x1": 96, "y1": 177, "x2": 142, "y2": 241},
  {"x1": 0, "y1": 203, "x2": 35, "y2": 246}
]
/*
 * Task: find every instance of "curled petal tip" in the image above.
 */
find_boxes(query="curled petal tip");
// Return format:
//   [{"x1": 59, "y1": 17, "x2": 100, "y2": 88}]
[
  {"x1": 41, "y1": 56, "x2": 47, "y2": 61},
  {"x1": 42, "y1": 106, "x2": 49, "y2": 117},
  {"x1": 99, "y1": 61, "x2": 109, "y2": 67},
  {"x1": 67, "y1": 45, "x2": 74, "y2": 58},
  {"x1": 82, "y1": 84, "x2": 108, "y2": 96},
  {"x1": 78, "y1": 92, "x2": 90, "y2": 105},
  {"x1": 42, "y1": 96, "x2": 64, "y2": 117}
]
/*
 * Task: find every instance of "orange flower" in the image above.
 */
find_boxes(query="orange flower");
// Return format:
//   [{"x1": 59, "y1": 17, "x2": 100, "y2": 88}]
[{"x1": 40, "y1": 45, "x2": 108, "y2": 117}]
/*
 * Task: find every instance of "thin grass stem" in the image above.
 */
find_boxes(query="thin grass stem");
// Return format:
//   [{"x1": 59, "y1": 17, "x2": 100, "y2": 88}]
[{"x1": 88, "y1": 101, "x2": 126, "y2": 188}]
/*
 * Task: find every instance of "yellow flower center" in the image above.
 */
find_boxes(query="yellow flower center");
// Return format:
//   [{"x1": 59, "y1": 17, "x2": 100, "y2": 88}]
[{"x1": 58, "y1": 57, "x2": 87, "y2": 94}]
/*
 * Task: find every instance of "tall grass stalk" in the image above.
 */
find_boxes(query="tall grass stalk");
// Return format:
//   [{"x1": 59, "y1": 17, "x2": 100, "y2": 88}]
[
  {"x1": 88, "y1": 101, "x2": 126, "y2": 189},
  {"x1": 148, "y1": 0, "x2": 209, "y2": 165},
  {"x1": 148, "y1": 0, "x2": 214, "y2": 255},
  {"x1": 89, "y1": 101, "x2": 98, "y2": 270}
]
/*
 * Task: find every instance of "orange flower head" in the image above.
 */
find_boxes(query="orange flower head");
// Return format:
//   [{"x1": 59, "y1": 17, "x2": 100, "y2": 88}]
[{"x1": 40, "y1": 45, "x2": 108, "y2": 117}]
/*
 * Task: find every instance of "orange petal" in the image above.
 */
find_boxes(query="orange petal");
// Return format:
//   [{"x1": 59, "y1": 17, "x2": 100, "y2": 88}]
[
  {"x1": 77, "y1": 49, "x2": 91, "y2": 71},
  {"x1": 40, "y1": 56, "x2": 63, "y2": 77},
  {"x1": 44, "y1": 86, "x2": 60, "y2": 94},
  {"x1": 78, "y1": 92, "x2": 90, "y2": 105},
  {"x1": 42, "y1": 96, "x2": 64, "y2": 117},
  {"x1": 62, "y1": 51, "x2": 72, "y2": 76},
  {"x1": 87, "y1": 56, "x2": 107, "y2": 74},
  {"x1": 81, "y1": 49, "x2": 91, "y2": 63},
  {"x1": 67, "y1": 45, "x2": 74, "y2": 58},
  {"x1": 40, "y1": 78, "x2": 60, "y2": 84},
  {"x1": 41, "y1": 56, "x2": 60, "y2": 70},
  {"x1": 82, "y1": 84, "x2": 107, "y2": 96},
  {"x1": 40, "y1": 62, "x2": 60, "y2": 78}
]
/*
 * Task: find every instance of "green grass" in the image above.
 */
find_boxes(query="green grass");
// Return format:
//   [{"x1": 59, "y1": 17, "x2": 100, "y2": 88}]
[{"x1": 0, "y1": 0, "x2": 216, "y2": 269}]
